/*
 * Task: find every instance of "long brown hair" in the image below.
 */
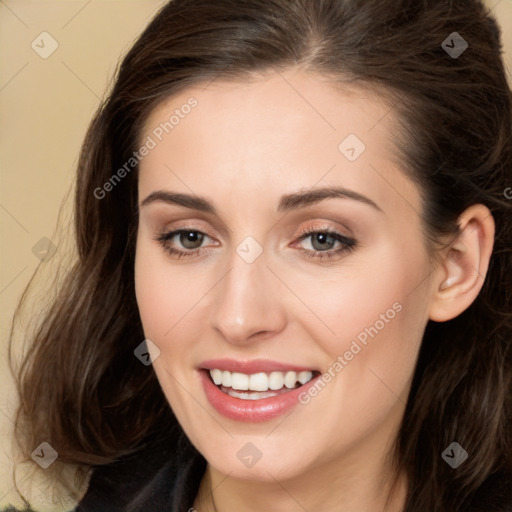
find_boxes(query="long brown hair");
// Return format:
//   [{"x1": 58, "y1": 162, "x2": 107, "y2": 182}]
[{"x1": 10, "y1": 0, "x2": 512, "y2": 510}]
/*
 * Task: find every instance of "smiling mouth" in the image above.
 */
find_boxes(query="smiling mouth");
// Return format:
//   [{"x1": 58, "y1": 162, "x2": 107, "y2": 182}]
[{"x1": 205, "y1": 368, "x2": 321, "y2": 401}]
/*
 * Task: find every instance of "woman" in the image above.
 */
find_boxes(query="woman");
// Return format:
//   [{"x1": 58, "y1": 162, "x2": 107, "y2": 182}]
[{"x1": 10, "y1": 0, "x2": 512, "y2": 511}]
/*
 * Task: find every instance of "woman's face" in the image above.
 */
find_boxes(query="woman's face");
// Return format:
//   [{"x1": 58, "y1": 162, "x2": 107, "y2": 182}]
[{"x1": 135, "y1": 67, "x2": 436, "y2": 482}]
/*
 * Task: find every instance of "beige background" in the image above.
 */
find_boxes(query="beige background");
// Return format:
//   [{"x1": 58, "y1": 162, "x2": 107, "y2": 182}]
[{"x1": 1, "y1": 0, "x2": 511, "y2": 510}]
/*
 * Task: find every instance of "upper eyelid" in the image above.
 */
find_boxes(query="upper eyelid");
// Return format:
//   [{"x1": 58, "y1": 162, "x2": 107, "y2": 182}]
[
  {"x1": 145, "y1": 205, "x2": 359, "y2": 237},
  {"x1": 157, "y1": 217, "x2": 354, "y2": 237}
]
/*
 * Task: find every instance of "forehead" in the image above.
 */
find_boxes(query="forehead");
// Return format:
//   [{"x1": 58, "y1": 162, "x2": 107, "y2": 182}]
[
  {"x1": 138, "y1": 68, "x2": 421, "y2": 216},
  {"x1": 141, "y1": 68, "x2": 390, "y2": 153}
]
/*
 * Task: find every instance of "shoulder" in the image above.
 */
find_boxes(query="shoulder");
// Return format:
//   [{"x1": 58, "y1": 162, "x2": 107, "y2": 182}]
[{"x1": 74, "y1": 431, "x2": 206, "y2": 512}]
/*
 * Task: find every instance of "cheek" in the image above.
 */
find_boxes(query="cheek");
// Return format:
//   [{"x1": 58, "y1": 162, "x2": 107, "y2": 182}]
[
  {"x1": 288, "y1": 243, "x2": 429, "y2": 345},
  {"x1": 134, "y1": 237, "x2": 202, "y2": 411},
  {"x1": 134, "y1": 234, "x2": 208, "y2": 340},
  {"x1": 286, "y1": 243, "x2": 429, "y2": 406}
]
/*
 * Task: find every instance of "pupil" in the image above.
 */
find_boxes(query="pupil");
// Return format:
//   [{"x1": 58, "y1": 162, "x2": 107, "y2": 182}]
[
  {"x1": 181, "y1": 231, "x2": 203, "y2": 249},
  {"x1": 312, "y1": 233, "x2": 334, "y2": 251}
]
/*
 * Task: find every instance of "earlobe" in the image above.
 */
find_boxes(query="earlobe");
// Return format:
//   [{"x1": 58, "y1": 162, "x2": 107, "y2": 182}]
[{"x1": 428, "y1": 204, "x2": 495, "y2": 322}]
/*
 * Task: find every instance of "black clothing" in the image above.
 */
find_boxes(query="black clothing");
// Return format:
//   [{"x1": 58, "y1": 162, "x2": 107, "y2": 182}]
[{"x1": 74, "y1": 429, "x2": 206, "y2": 512}]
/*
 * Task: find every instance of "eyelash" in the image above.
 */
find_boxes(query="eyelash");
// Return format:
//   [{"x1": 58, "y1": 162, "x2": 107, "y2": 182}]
[{"x1": 155, "y1": 227, "x2": 357, "y2": 261}]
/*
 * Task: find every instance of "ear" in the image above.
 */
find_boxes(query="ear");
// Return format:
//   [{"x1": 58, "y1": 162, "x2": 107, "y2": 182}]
[{"x1": 428, "y1": 204, "x2": 495, "y2": 322}]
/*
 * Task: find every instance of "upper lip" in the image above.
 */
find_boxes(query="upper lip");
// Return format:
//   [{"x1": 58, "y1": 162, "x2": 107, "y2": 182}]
[{"x1": 199, "y1": 358, "x2": 319, "y2": 374}]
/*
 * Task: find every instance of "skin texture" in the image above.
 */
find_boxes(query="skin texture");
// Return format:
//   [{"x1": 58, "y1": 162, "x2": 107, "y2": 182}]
[{"x1": 134, "y1": 67, "x2": 495, "y2": 512}]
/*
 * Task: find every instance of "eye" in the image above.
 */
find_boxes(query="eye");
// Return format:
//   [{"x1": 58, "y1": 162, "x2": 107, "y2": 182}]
[
  {"x1": 155, "y1": 227, "x2": 357, "y2": 261},
  {"x1": 155, "y1": 229, "x2": 213, "y2": 259},
  {"x1": 294, "y1": 229, "x2": 357, "y2": 260}
]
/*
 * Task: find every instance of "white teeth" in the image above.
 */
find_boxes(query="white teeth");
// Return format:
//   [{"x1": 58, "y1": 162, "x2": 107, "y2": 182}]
[
  {"x1": 211, "y1": 369, "x2": 222, "y2": 385},
  {"x1": 231, "y1": 372, "x2": 249, "y2": 390},
  {"x1": 209, "y1": 369, "x2": 314, "y2": 392},
  {"x1": 221, "y1": 370, "x2": 232, "y2": 388},
  {"x1": 284, "y1": 371, "x2": 297, "y2": 389},
  {"x1": 227, "y1": 389, "x2": 279, "y2": 400},
  {"x1": 249, "y1": 372, "x2": 268, "y2": 391},
  {"x1": 298, "y1": 371, "x2": 313, "y2": 385},
  {"x1": 268, "y1": 371, "x2": 284, "y2": 390}
]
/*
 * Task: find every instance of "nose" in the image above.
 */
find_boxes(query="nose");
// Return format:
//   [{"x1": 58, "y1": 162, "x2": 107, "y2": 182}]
[{"x1": 210, "y1": 247, "x2": 287, "y2": 345}]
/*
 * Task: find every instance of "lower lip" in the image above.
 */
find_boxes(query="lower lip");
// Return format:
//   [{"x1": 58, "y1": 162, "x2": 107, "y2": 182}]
[{"x1": 199, "y1": 370, "x2": 320, "y2": 422}]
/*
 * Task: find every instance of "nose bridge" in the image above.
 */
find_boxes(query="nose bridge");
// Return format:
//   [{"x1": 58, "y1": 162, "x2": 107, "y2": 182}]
[{"x1": 210, "y1": 239, "x2": 286, "y2": 343}]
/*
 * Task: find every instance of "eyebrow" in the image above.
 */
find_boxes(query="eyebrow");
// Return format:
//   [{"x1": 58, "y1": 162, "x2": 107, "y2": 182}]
[{"x1": 140, "y1": 186, "x2": 383, "y2": 214}]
